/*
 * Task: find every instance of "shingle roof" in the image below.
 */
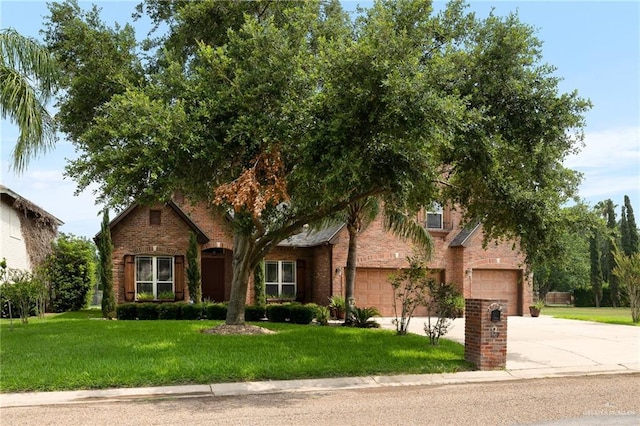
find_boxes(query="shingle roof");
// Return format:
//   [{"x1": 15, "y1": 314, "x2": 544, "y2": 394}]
[
  {"x1": 278, "y1": 223, "x2": 345, "y2": 247},
  {"x1": 449, "y1": 223, "x2": 481, "y2": 247}
]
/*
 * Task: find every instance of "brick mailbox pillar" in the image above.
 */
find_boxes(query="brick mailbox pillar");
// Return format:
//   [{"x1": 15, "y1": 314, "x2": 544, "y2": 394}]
[{"x1": 464, "y1": 299, "x2": 508, "y2": 370}]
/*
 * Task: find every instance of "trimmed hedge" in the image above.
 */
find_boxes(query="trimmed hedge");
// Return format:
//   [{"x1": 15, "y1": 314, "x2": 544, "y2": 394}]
[
  {"x1": 289, "y1": 304, "x2": 315, "y2": 324},
  {"x1": 245, "y1": 305, "x2": 266, "y2": 321},
  {"x1": 114, "y1": 302, "x2": 319, "y2": 323},
  {"x1": 266, "y1": 304, "x2": 290, "y2": 322},
  {"x1": 205, "y1": 303, "x2": 227, "y2": 320},
  {"x1": 137, "y1": 303, "x2": 158, "y2": 320},
  {"x1": 181, "y1": 303, "x2": 204, "y2": 320},
  {"x1": 157, "y1": 303, "x2": 180, "y2": 320},
  {"x1": 116, "y1": 303, "x2": 137, "y2": 320}
]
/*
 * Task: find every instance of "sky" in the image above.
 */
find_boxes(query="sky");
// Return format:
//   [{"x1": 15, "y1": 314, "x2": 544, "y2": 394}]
[{"x1": 1, "y1": 0, "x2": 639, "y2": 240}]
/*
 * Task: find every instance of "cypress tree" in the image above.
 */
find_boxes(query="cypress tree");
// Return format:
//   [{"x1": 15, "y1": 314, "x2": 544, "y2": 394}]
[
  {"x1": 589, "y1": 234, "x2": 603, "y2": 308},
  {"x1": 99, "y1": 210, "x2": 116, "y2": 319},
  {"x1": 624, "y1": 195, "x2": 639, "y2": 255},
  {"x1": 621, "y1": 205, "x2": 631, "y2": 256},
  {"x1": 186, "y1": 232, "x2": 202, "y2": 304},
  {"x1": 254, "y1": 259, "x2": 266, "y2": 309}
]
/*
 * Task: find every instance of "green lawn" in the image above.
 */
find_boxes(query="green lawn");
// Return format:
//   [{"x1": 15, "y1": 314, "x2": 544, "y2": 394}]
[
  {"x1": 543, "y1": 306, "x2": 638, "y2": 326},
  {"x1": 0, "y1": 311, "x2": 471, "y2": 393}
]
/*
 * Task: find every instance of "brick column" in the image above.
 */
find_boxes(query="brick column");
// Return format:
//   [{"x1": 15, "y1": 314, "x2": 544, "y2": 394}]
[{"x1": 464, "y1": 299, "x2": 508, "y2": 370}]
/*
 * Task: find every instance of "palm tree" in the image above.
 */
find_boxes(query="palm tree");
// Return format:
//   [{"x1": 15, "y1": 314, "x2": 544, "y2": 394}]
[
  {"x1": 339, "y1": 197, "x2": 434, "y2": 323},
  {"x1": 1, "y1": 28, "x2": 58, "y2": 172}
]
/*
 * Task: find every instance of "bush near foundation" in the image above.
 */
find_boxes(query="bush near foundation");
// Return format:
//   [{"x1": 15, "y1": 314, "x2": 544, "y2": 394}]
[
  {"x1": 244, "y1": 305, "x2": 265, "y2": 321},
  {"x1": 116, "y1": 303, "x2": 137, "y2": 320},
  {"x1": 205, "y1": 303, "x2": 227, "y2": 320},
  {"x1": 157, "y1": 303, "x2": 180, "y2": 319},
  {"x1": 180, "y1": 303, "x2": 204, "y2": 320},
  {"x1": 136, "y1": 303, "x2": 158, "y2": 320}
]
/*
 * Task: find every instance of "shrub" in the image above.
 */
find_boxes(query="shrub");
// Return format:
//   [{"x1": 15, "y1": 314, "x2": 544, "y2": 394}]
[
  {"x1": 328, "y1": 295, "x2": 346, "y2": 319},
  {"x1": 315, "y1": 306, "x2": 330, "y2": 325},
  {"x1": 136, "y1": 303, "x2": 158, "y2": 320},
  {"x1": 157, "y1": 303, "x2": 180, "y2": 320},
  {"x1": 266, "y1": 304, "x2": 290, "y2": 322},
  {"x1": 244, "y1": 305, "x2": 265, "y2": 321},
  {"x1": 389, "y1": 255, "x2": 430, "y2": 335},
  {"x1": 116, "y1": 303, "x2": 137, "y2": 320},
  {"x1": 351, "y1": 306, "x2": 381, "y2": 328},
  {"x1": 289, "y1": 304, "x2": 315, "y2": 324},
  {"x1": 205, "y1": 303, "x2": 227, "y2": 320},
  {"x1": 98, "y1": 210, "x2": 116, "y2": 319},
  {"x1": 0, "y1": 267, "x2": 47, "y2": 323},
  {"x1": 572, "y1": 287, "x2": 593, "y2": 307},
  {"x1": 46, "y1": 234, "x2": 97, "y2": 312},
  {"x1": 424, "y1": 282, "x2": 463, "y2": 345},
  {"x1": 181, "y1": 303, "x2": 204, "y2": 320},
  {"x1": 186, "y1": 232, "x2": 202, "y2": 304}
]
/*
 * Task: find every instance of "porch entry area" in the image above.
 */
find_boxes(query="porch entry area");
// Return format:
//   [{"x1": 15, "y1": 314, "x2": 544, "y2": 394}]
[{"x1": 201, "y1": 248, "x2": 230, "y2": 303}]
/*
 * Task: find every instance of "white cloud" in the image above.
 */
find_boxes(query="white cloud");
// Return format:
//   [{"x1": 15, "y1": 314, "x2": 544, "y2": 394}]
[
  {"x1": 565, "y1": 126, "x2": 640, "y2": 170},
  {"x1": 565, "y1": 126, "x2": 640, "y2": 205}
]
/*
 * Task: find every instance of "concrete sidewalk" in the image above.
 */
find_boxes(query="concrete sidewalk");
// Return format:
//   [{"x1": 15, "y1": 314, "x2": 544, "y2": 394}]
[{"x1": 1, "y1": 316, "x2": 638, "y2": 408}]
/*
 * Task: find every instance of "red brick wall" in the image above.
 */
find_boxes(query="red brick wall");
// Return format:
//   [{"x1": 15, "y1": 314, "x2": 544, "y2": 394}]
[
  {"x1": 111, "y1": 204, "x2": 192, "y2": 303},
  {"x1": 464, "y1": 299, "x2": 508, "y2": 370},
  {"x1": 327, "y1": 207, "x2": 531, "y2": 313}
]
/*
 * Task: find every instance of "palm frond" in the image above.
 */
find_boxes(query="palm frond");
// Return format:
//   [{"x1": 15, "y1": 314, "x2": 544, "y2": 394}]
[
  {"x1": 0, "y1": 28, "x2": 58, "y2": 172},
  {"x1": 383, "y1": 206, "x2": 434, "y2": 260}
]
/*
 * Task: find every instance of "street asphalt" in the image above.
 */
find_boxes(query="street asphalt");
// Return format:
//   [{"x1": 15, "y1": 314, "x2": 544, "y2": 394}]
[{"x1": 1, "y1": 315, "x2": 638, "y2": 408}]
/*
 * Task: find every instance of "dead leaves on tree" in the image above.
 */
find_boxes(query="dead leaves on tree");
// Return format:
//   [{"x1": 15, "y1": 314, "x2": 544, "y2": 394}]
[{"x1": 214, "y1": 150, "x2": 289, "y2": 218}]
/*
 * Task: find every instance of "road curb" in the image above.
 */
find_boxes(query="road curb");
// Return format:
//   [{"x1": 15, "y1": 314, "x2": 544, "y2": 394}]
[{"x1": 2, "y1": 366, "x2": 638, "y2": 408}]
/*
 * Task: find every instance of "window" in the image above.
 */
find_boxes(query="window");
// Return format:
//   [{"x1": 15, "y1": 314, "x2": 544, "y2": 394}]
[
  {"x1": 426, "y1": 203, "x2": 443, "y2": 229},
  {"x1": 135, "y1": 256, "x2": 174, "y2": 298},
  {"x1": 149, "y1": 209, "x2": 161, "y2": 225},
  {"x1": 265, "y1": 261, "x2": 296, "y2": 298}
]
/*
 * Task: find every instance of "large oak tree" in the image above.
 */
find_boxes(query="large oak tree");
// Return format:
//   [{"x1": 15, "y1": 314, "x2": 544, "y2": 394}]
[{"x1": 45, "y1": 0, "x2": 589, "y2": 325}]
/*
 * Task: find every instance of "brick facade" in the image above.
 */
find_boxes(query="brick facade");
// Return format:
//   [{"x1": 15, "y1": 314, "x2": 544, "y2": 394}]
[
  {"x1": 105, "y1": 200, "x2": 532, "y2": 315},
  {"x1": 464, "y1": 299, "x2": 508, "y2": 370}
]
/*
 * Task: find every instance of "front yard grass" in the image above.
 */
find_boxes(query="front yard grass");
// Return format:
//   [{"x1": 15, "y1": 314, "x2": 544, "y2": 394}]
[
  {"x1": 0, "y1": 310, "x2": 472, "y2": 392},
  {"x1": 543, "y1": 306, "x2": 638, "y2": 326}
]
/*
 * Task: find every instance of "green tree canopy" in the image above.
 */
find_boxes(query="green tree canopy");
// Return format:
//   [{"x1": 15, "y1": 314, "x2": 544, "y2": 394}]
[{"x1": 45, "y1": 0, "x2": 589, "y2": 324}]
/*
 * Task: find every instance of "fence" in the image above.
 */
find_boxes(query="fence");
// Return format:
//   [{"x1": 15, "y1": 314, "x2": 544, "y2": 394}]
[{"x1": 545, "y1": 292, "x2": 572, "y2": 305}]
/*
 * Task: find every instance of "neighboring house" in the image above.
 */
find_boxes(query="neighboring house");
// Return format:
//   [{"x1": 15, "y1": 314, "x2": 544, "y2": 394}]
[
  {"x1": 100, "y1": 196, "x2": 532, "y2": 316},
  {"x1": 0, "y1": 185, "x2": 63, "y2": 272}
]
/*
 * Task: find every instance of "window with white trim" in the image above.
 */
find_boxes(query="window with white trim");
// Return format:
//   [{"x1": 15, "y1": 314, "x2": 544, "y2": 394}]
[
  {"x1": 426, "y1": 203, "x2": 443, "y2": 229},
  {"x1": 135, "y1": 256, "x2": 174, "y2": 298},
  {"x1": 265, "y1": 260, "x2": 296, "y2": 298}
]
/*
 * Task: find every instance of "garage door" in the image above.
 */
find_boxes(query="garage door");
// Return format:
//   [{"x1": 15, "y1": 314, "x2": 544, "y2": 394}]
[
  {"x1": 355, "y1": 268, "x2": 433, "y2": 317},
  {"x1": 470, "y1": 269, "x2": 521, "y2": 316}
]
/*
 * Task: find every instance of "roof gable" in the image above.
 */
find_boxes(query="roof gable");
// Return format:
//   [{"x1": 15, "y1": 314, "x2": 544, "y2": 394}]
[
  {"x1": 0, "y1": 185, "x2": 63, "y2": 226},
  {"x1": 95, "y1": 201, "x2": 209, "y2": 244}
]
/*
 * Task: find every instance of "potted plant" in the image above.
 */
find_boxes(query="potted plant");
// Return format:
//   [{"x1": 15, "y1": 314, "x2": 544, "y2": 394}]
[
  {"x1": 158, "y1": 290, "x2": 175, "y2": 301},
  {"x1": 328, "y1": 295, "x2": 346, "y2": 320},
  {"x1": 136, "y1": 291, "x2": 155, "y2": 302},
  {"x1": 529, "y1": 299, "x2": 545, "y2": 317}
]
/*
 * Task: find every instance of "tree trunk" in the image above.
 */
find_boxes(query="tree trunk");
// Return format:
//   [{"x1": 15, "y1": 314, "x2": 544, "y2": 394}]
[
  {"x1": 225, "y1": 232, "x2": 255, "y2": 325},
  {"x1": 344, "y1": 224, "x2": 358, "y2": 324}
]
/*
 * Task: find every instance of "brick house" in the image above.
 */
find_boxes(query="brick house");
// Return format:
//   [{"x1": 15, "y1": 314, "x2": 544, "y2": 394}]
[{"x1": 100, "y1": 197, "x2": 532, "y2": 316}]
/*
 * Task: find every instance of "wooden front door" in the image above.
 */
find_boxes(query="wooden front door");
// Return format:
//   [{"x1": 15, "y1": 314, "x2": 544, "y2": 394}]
[{"x1": 201, "y1": 257, "x2": 226, "y2": 303}]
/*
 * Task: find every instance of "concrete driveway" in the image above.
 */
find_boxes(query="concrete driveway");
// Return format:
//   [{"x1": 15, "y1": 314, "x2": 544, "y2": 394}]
[{"x1": 377, "y1": 315, "x2": 640, "y2": 372}]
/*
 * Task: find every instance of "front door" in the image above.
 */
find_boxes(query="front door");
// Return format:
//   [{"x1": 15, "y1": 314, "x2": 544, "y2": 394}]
[{"x1": 201, "y1": 257, "x2": 225, "y2": 303}]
